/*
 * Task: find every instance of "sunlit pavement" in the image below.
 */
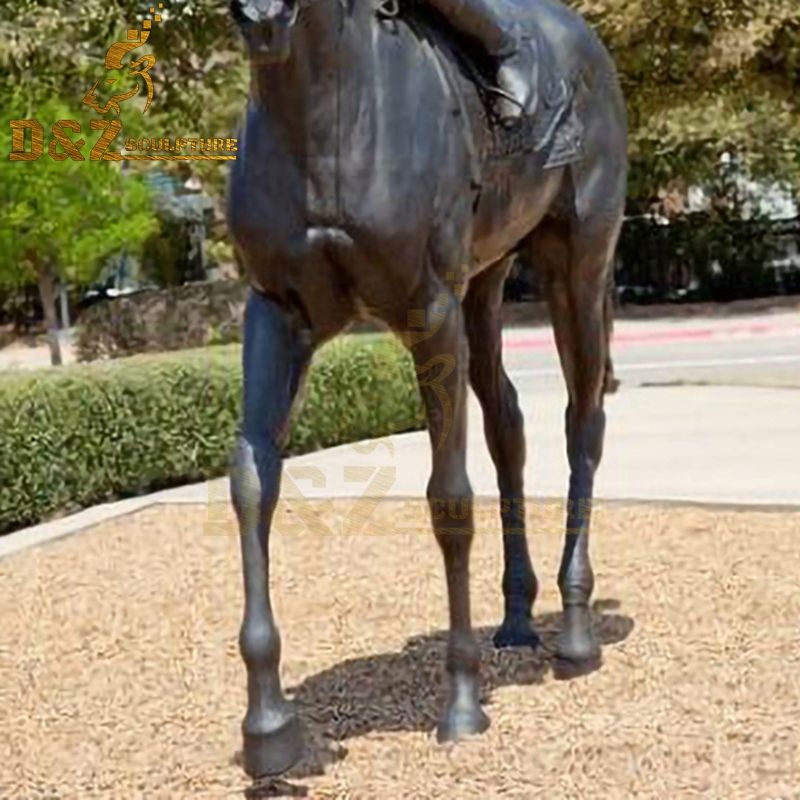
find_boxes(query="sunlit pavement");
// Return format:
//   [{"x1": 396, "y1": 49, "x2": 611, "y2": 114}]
[{"x1": 276, "y1": 383, "x2": 799, "y2": 507}]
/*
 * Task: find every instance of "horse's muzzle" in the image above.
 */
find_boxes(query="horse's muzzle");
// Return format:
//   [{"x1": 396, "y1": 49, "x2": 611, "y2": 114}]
[{"x1": 230, "y1": 0, "x2": 296, "y2": 63}]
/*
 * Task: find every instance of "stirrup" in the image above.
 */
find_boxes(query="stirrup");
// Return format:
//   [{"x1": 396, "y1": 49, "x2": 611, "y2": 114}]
[{"x1": 484, "y1": 85, "x2": 526, "y2": 125}]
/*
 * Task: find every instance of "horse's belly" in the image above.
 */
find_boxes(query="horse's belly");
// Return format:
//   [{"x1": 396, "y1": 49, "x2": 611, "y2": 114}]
[{"x1": 471, "y1": 165, "x2": 567, "y2": 266}]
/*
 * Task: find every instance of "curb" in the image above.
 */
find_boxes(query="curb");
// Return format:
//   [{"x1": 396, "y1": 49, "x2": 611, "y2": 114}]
[
  {"x1": 503, "y1": 319, "x2": 800, "y2": 351},
  {"x1": 3, "y1": 477, "x2": 799, "y2": 561},
  {"x1": 0, "y1": 481, "x2": 222, "y2": 560}
]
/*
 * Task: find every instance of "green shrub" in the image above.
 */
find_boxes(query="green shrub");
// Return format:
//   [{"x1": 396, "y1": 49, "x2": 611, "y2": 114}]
[
  {"x1": 0, "y1": 335, "x2": 424, "y2": 534},
  {"x1": 616, "y1": 213, "x2": 790, "y2": 302}
]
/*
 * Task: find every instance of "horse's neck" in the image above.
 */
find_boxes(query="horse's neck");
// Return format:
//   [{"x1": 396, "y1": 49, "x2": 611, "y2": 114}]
[{"x1": 249, "y1": 0, "x2": 375, "y2": 156}]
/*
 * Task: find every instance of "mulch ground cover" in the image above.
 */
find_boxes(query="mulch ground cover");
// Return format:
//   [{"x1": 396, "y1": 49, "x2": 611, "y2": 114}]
[{"x1": 1, "y1": 500, "x2": 799, "y2": 798}]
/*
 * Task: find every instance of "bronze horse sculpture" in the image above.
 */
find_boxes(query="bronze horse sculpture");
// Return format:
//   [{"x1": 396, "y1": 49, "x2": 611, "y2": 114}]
[{"x1": 227, "y1": 0, "x2": 627, "y2": 777}]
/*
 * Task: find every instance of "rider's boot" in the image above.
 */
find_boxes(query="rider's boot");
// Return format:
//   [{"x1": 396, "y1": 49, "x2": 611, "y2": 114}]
[
  {"x1": 421, "y1": 0, "x2": 538, "y2": 122},
  {"x1": 494, "y1": 32, "x2": 539, "y2": 122}
]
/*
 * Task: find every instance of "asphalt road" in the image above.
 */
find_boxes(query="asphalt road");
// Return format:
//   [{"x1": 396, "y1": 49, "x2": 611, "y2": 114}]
[{"x1": 502, "y1": 312, "x2": 800, "y2": 391}]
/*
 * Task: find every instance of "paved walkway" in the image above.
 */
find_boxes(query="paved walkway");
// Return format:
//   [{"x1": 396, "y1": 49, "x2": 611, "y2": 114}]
[
  {"x1": 0, "y1": 329, "x2": 76, "y2": 370},
  {"x1": 277, "y1": 382, "x2": 800, "y2": 505}
]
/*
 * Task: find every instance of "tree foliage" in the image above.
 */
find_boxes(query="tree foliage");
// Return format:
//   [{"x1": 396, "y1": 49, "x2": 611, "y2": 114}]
[
  {"x1": 0, "y1": 97, "x2": 156, "y2": 362},
  {"x1": 0, "y1": 102, "x2": 156, "y2": 289},
  {"x1": 0, "y1": 0, "x2": 247, "y2": 199},
  {"x1": 0, "y1": 0, "x2": 246, "y2": 128},
  {"x1": 573, "y1": 0, "x2": 800, "y2": 200},
  {"x1": 1, "y1": 0, "x2": 798, "y2": 202}
]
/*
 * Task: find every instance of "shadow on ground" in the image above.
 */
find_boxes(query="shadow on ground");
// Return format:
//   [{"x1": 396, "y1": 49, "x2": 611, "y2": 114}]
[{"x1": 241, "y1": 599, "x2": 634, "y2": 797}]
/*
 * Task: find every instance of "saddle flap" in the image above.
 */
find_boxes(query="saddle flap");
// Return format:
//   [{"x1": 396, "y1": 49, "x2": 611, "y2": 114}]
[{"x1": 490, "y1": 29, "x2": 583, "y2": 166}]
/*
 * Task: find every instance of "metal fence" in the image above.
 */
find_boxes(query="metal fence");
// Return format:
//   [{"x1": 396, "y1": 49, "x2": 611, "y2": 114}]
[{"x1": 505, "y1": 215, "x2": 800, "y2": 304}]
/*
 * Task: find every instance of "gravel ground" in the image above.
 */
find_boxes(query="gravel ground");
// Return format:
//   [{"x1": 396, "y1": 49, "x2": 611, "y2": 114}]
[{"x1": 1, "y1": 500, "x2": 799, "y2": 799}]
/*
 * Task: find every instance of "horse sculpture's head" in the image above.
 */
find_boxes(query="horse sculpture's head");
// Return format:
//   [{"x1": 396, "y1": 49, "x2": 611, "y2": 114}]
[{"x1": 230, "y1": 0, "x2": 299, "y2": 63}]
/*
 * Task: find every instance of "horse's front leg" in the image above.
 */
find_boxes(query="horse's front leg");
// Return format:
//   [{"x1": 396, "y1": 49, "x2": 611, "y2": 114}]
[
  {"x1": 230, "y1": 289, "x2": 311, "y2": 777},
  {"x1": 402, "y1": 279, "x2": 490, "y2": 743}
]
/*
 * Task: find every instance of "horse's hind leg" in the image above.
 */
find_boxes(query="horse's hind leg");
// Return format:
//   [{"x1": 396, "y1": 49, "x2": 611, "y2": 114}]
[
  {"x1": 399, "y1": 275, "x2": 490, "y2": 743},
  {"x1": 603, "y1": 272, "x2": 620, "y2": 394},
  {"x1": 230, "y1": 289, "x2": 311, "y2": 776},
  {"x1": 463, "y1": 258, "x2": 539, "y2": 650},
  {"x1": 531, "y1": 210, "x2": 622, "y2": 679}
]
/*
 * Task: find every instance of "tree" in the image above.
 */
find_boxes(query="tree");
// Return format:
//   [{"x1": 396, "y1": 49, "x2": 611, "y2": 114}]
[
  {"x1": 1, "y1": 0, "x2": 247, "y2": 238},
  {"x1": 0, "y1": 0, "x2": 246, "y2": 141},
  {"x1": 0, "y1": 100, "x2": 156, "y2": 365},
  {"x1": 571, "y1": 0, "x2": 800, "y2": 204}
]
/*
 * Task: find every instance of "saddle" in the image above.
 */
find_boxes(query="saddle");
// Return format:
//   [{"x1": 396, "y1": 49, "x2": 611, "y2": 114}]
[
  {"x1": 376, "y1": 0, "x2": 584, "y2": 167},
  {"x1": 484, "y1": 31, "x2": 583, "y2": 167}
]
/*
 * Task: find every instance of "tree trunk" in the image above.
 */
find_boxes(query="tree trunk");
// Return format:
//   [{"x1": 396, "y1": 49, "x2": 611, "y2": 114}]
[{"x1": 36, "y1": 260, "x2": 63, "y2": 367}]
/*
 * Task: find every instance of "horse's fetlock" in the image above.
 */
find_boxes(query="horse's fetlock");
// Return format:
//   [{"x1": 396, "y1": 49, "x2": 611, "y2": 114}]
[
  {"x1": 558, "y1": 568, "x2": 595, "y2": 606},
  {"x1": 446, "y1": 633, "x2": 480, "y2": 675},
  {"x1": 240, "y1": 619, "x2": 281, "y2": 669}
]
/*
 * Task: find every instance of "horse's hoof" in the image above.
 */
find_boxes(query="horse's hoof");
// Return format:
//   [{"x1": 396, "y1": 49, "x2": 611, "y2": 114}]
[
  {"x1": 553, "y1": 605, "x2": 601, "y2": 679},
  {"x1": 243, "y1": 713, "x2": 304, "y2": 777},
  {"x1": 436, "y1": 703, "x2": 490, "y2": 743},
  {"x1": 493, "y1": 614, "x2": 541, "y2": 650},
  {"x1": 552, "y1": 650, "x2": 602, "y2": 680}
]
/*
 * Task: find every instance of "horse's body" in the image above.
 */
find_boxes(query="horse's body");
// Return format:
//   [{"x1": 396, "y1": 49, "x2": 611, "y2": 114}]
[
  {"x1": 228, "y1": 0, "x2": 627, "y2": 778},
  {"x1": 230, "y1": 0, "x2": 625, "y2": 334}
]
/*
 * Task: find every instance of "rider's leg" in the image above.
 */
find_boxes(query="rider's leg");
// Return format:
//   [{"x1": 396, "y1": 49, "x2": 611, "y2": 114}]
[{"x1": 421, "y1": 0, "x2": 537, "y2": 120}]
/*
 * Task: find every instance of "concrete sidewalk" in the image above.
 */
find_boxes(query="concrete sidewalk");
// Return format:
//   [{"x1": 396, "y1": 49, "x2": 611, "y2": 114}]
[{"x1": 276, "y1": 382, "x2": 800, "y2": 507}]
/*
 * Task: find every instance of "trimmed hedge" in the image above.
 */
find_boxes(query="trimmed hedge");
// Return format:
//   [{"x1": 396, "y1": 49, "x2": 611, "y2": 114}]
[{"x1": 0, "y1": 335, "x2": 424, "y2": 534}]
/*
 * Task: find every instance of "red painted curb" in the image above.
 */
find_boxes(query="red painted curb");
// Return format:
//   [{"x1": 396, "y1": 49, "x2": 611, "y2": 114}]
[{"x1": 503, "y1": 321, "x2": 800, "y2": 351}]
